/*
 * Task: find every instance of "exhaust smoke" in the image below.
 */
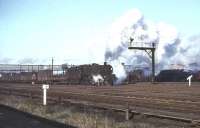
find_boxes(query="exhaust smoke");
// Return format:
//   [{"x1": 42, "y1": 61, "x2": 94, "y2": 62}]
[{"x1": 105, "y1": 9, "x2": 200, "y2": 83}]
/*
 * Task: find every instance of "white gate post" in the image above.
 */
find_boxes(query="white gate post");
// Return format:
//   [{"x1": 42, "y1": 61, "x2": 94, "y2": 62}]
[{"x1": 42, "y1": 84, "x2": 49, "y2": 105}]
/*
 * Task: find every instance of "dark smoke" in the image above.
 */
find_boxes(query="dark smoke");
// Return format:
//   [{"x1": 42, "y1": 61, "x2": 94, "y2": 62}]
[
  {"x1": 163, "y1": 38, "x2": 180, "y2": 58},
  {"x1": 105, "y1": 46, "x2": 126, "y2": 61}
]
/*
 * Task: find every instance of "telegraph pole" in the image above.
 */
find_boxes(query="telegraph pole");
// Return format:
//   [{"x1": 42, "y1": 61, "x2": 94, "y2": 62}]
[
  {"x1": 128, "y1": 38, "x2": 156, "y2": 83},
  {"x1": 51, "y1": 57, "x2": 53, "y2": 85}
]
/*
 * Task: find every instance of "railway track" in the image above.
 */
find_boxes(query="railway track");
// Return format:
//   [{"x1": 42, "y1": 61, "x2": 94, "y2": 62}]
[
  {"x1": 2, "y1": 85, "x2": 200, "y2": 108},
  {"x1": 0, "y1": 83, "x2": 200, "y2": 126},
  {"x1": 2, "y1": 82, "x2": 200, "y2": 101}
]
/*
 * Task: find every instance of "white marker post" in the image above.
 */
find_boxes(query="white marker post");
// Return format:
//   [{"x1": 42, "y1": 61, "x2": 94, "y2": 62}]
[
  {"x1": 42, "y1": 84, "x2": 49, "y2": 105},
  {"x1": 187, "y1": 75, "x2": 193, "y2": 87}
]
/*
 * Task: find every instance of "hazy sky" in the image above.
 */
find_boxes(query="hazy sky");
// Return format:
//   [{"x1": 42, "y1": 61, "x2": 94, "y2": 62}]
[{"x1": 0, "y1": 0, "x2": 199, "y2": 64}]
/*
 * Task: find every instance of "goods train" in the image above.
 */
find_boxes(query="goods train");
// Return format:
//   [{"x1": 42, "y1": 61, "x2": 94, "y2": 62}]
[
  {"x1": 0, "y1": 63, "x2": 116, "y2": 85},
  {"x1": 0, "y1": 63, "x2": 200, "y2": 84},
  {"x1": 156, "y1": 69, "x2": 200, "y2": 82}
]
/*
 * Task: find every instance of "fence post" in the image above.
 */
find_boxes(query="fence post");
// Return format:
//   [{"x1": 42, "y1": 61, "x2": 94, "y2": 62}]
[{"x1": 125, "y1": 102, "x2": 130, "y2": 120}]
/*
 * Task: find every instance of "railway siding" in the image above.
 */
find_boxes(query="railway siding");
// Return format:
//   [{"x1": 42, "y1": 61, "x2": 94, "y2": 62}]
[{"x1": 0, "y1": 83, "x2": 200, "y2": 126}]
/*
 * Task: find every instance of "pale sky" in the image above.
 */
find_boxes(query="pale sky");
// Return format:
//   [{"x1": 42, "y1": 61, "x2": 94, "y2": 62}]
[{"x1": 0, "y1": 0, "x2": 200, "y2": 64}]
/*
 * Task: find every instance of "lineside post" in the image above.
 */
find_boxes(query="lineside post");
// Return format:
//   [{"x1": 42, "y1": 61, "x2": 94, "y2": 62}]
[
  {"x1": 42, "y1": 84, "x2": 49, "y2": 106},
  {"x1": 125, "y1": 103, "x2": 130, "y2": 120}
]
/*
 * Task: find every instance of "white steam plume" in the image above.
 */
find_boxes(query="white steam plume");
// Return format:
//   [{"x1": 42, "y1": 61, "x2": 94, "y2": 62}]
[
  {"x1": 92, "y1": 74, "x2": 104, "y2": 85},
  {"x1": 105, "y1": 8, "x2": 200, "y2": 83}
]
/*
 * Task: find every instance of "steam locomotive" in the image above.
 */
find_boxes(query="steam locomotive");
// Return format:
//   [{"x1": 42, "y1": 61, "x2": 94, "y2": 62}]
[{"x1": 62, "y1": 63, "x2": 115, "y2": 85}]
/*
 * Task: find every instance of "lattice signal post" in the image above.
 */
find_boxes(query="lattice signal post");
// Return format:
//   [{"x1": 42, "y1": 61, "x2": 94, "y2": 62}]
[{"x1": 128, "y1": 38, "x2": 156, "y2": 83}]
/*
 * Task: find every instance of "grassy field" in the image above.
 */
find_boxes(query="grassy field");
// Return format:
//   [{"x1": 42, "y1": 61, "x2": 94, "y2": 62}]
[{"x1": 0, "y1": 94, "x2": 190, "y2": 128}]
